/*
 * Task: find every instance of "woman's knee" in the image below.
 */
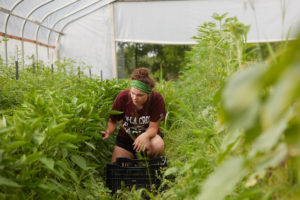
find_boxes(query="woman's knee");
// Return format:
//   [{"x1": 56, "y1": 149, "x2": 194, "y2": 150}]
[
  {"x1": 111, "y1": 146, "x2": 134, "y2": 163},
  {"x1": 147, "y1": 136, "x2": 164, "y2": 157}
]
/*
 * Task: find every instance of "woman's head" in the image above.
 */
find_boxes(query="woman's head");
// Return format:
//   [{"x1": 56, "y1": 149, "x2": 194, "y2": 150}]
[
  {"x1": 130, "y1": 67, "x2": 155, "y2": 88},
  {"x1": 130, "y1": 68, "x2": 155, "y2": 106}
]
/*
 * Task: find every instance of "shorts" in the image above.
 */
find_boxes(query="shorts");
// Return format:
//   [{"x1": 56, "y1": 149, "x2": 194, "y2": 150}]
[{"x1": 116, "y1": 133, "x2": 164, "y2": 155}]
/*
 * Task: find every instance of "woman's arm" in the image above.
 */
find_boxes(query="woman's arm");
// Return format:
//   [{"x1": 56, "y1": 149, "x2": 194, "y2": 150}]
[{"x1": 101, "y1": 119, "x2": 118, "y2": 140}]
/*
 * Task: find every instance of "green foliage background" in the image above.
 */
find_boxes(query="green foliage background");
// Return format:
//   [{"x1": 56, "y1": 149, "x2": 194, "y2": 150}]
[{"x1": 116, "y1": 43, "x2": 190, "y2": 80}]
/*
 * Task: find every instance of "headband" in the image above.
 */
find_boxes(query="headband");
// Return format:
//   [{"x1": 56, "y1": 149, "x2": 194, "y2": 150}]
[{"x1": 130, "y1": 80, "x2": 152, "y2": 94}]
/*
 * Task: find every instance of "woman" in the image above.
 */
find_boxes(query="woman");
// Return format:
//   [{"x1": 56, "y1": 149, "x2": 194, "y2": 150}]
[{"x1": 101, "y1": 68, "x2": 166, "y2": 163}]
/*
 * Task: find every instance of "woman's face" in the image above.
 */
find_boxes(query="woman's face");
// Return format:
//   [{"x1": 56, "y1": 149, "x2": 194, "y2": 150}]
[{"x1": 130, "y1": 87, "x2": 148, "y2": 107}]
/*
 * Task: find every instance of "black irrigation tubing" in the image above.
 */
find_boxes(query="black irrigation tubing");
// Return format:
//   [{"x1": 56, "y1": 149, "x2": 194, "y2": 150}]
[{"x1": 32, "y1": 62, "x2": 35, "y2": 73}]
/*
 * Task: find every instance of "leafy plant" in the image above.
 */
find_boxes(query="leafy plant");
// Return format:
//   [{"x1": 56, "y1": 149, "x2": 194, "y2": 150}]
[
  {"x1": 157, "y1": 13, "x2": 251, "y2": 200},
  {"x1": 200, "y1": 34, "x2": 300, "y2": 200},
  {"x1": 0, "y1": 59, "x2": 128, "y2": 199}
]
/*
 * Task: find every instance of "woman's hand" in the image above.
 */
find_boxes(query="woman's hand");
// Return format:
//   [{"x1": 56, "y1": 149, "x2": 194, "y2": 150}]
[
  {"x1": 133, "y1": 132, "x2": 150, "y2": 152},
  {"x1": 101, "y1": 131, "x2": 110, "y2": 140}
]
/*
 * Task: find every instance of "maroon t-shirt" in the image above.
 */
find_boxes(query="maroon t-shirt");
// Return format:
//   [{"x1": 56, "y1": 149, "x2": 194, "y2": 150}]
[{"x1": 109, "y1": 89, "x2": 166, "y2": 142}]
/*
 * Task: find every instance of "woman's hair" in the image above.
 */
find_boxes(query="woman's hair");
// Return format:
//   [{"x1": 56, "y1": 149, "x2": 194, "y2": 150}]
[{"x1": 130, "y1": 67, "x2": 155, "y2": 88}]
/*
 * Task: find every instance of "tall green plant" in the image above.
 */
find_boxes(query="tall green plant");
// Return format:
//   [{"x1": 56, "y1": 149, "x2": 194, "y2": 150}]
[
  {"x1": 159, "y1": 13, "x2": 250, "y2": 200},
  {"x1": 197, "y1": 35, "x2": 300, "y2": 200}
]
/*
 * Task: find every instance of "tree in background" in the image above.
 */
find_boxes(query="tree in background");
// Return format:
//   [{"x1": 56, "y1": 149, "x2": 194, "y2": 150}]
[{"x1": 116, "y1": 42, "x2": 190, "y2": 80}]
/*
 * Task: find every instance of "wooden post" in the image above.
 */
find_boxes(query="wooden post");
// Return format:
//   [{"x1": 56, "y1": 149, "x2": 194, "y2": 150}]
[
  {"x1": 110, "y1": 4, "x2": 118, "y2": 78},
  {"x1": 15, "y1": 61, "x2": 19, "y2": 80},
  {"x1": 32, "y1": 55, "x2": 35, "y2": 73}
]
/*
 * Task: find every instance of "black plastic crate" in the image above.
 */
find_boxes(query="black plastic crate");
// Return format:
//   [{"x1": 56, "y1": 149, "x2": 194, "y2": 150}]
[{"x1": 106, "y1": 156, "x2": 167, "y2": 193}]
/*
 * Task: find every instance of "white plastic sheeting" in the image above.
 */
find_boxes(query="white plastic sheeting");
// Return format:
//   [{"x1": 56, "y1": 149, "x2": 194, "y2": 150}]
[
  {"x1": 0, "y1": 0, "x2": 115, "y2": 79},
  {"x1": 114, "y1": 0, "x2": 300, "y2": 44},
  {"x1": 59, "y1": 4, "x2": 115, "y2": 79},
  {"x1": 1, "y1": 0, "x2": 300, "y2": 79}
]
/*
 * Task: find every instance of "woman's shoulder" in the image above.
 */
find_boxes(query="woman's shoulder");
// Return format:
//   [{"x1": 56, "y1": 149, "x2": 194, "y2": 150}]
[
  {"x1": 118, "y1": 89, "x2": 130, "y2": 96},
  {"x1": 115, "y1": 89, "x2": 130, "y2": 100},
  {"x1": 152, "y1": 91, "x2": 164, "y2": 101}
]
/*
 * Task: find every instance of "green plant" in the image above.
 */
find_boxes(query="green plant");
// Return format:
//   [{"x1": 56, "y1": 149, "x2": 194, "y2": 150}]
[
  {"x1": 197, "y1": 35, "x2": 300, "y2": 200},
  {"x1": 0, "y1": 58, "x2": 128, "y2": 199},
  {"x1": 154, "y1": 13, "x2": 251, "y2": 200}
]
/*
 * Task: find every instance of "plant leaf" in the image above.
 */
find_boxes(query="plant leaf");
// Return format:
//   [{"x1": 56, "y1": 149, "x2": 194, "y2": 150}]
[
  {"x1": 54, "y1": 133, "x2": 77, "y2": 143},
  {"x1": 6, "y1": 141, "x2": 27, "y2": 151},
  {"x1": 1, "y1": 116, "x2": 6, "y2": 127},
  {"x1": 26, "y1": 152, "x2": 42, "y2": 164},
  {"x1": 249, "y1": 109, "x2": 290, "y2": 157},
  {"x1": 255, "y1": 143, "x2": 288, "y2": 172},
  {"x1": 108, "y1": 110, "x2": 123, "y2": 115},
  {"x1": 0, "y1": 127, "x2": 15, "y2": 135},
  {"x1": 47, "y1": 122, "x2": 67, "y2": 137},
  {"x1": 32, "y1": 130, "x2": 46, "y2": 146},
  {"x1": 40, "y1": 157, "x2": 55, "y2": 170},
  {"x1": 71, "y1": 155, "x2": 87, "y2": 170},
  {"x1": 197, "y1": 157, "x2": 246, "y2": 200},
  {"x1": 0, "y1": 176, "x2": 22, "y2": 187},
  {"x1": 262, "y1": 67, "x2": 300, "y2": 128},
  {"x1": 164, "y1": 167, "x2": 178, "y2": 177},
  {"x1": 85, "y1": 141, "x2": 96, "y2": 150}
]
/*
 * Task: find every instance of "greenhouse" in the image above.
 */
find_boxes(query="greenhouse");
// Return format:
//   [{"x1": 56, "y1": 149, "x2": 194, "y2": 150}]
[{"x1": 1, "y1": 0, "x2": 300, "y2": 199}]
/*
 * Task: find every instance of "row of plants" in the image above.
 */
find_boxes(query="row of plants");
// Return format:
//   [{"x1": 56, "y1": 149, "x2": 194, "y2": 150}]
[
  {"x1": 0, "y1": 59, "x2": 129, "y2": 199},
  {"x1": 156, "y1": 14, "x2": 300, "y2": 200},
  {"x1": 159, "y1": 13, "x2": 250, "y2": 200}
]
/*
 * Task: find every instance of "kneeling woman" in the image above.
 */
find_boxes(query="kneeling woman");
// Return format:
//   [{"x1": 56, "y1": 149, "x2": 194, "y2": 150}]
[{"x1": 101, "y1": 68, "x2": 166, "y2": 163}]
